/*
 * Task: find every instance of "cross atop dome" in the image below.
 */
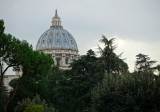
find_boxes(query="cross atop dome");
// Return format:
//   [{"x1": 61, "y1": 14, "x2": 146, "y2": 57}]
[
  {"x1": 51, "y1": 9, "x2": 61, "y2": 26},
  {"x1": 55, "y1": 9, "x2": 58, "y2": 17}
]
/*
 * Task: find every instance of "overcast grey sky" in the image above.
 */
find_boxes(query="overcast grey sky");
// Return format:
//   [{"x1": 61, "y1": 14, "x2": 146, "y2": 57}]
[{"x1": 0, "y1": 0, "x2": 160, "y2": 73}]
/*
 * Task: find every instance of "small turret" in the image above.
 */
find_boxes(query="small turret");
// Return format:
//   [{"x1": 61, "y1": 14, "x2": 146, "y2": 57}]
[{"x1": 51, "y1": 9, "x2": 61, "y2": 26}]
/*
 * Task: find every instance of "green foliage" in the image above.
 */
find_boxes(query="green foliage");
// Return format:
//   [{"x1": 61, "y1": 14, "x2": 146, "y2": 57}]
[
  {"x1": 0, "y1": 19, "x2": 53, "y2": 79},
  {"x1": 51, "y1": 76, "x2": 91, "y2": 112},
  {"x1": 98, "y1": 35, "x2": 128, "y2": 74},
  {"x1": 91, "y1": 72, "x2": 160, "y2": 112},
  {"x1": 112, "y1": 58, "x2": 129, "y2": 74},
  {"x1": 0, "y1": 20, "x2": 5, "y2": 36},
  {"x1": 0, "y1": 19, "x2": 53, "y2": 112},
  {"x1": 8, "y1": 77, "x2": 51, "y2": 112},
  {"x1": 135, "y1": 53, "x2": 156, "y2": 73},
  {"x1": 23, "y1": 104, "x2": 44, "y2": 112},
  {"x1": 9, "y1": 78, "x2": 19, "y2": 87},
  {"x1": 14, "y1": 94, "x2": 54, "y2": 112},
  {"x1": 46, "y1": 50, "x2": 104, "y2": 112},
  {"x1": 70, "y1": 49, "x2": 99, "y2": 77},
  {"x1": 47, "y1": 49, "x2": 128, "y2": 112}
]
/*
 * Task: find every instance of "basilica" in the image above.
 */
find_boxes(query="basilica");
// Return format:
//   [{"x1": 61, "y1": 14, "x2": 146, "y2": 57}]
[
  {"x1": 36, "y1": 10, "x2": 79, "y2": 69},
  {"x1": 4, "y1": 10, "x2": 79, "y2": 91}
]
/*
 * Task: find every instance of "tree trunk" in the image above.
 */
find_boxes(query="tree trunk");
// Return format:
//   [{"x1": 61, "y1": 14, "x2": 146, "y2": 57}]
[
  {"x1": 7, "y1": 75, "x2": 24, "y2": 106},
  {"x1": 2, "y1": 89, "x2": 7, "y2": 112},
  {"x1": 1, "y1": 76, "x2": 7, "y2": 112},
  {"x1": 0, "y1": 62, "x2": 7, "y2": 112},
  {"x1": 0, "y1": 63, "x2": 21, "y2": 112}
]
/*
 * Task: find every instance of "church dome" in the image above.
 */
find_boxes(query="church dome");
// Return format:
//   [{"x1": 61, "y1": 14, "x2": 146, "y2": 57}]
[{"x1": 36, "y1": 10, "x2": 78, "y2": 51}]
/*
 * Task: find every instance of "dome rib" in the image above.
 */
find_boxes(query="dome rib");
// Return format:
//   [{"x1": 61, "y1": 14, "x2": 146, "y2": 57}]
[{"x1": 58, "y1": 26, "x2": 64, "y2": 49}]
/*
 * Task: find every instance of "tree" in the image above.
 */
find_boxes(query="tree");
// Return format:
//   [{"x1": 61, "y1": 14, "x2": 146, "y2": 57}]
[
  {"x1": 47, "y1": 50, "x2": 104, "y2": 112},
  {"x1": 47, "y1": 62, "x2": 91, "y2": 112},
  {"x1": 51, "y1": 75, "x2": 91, "y2": 112},
  {"x1": 0, "y1": 20, "x2": 53, "y2": 112},
  {"x1": 70, "y1": 49, "x2": 99, "y2": 77},
  {"x1": 113, "y1": 58, "x2": 129, "y2": 74},
  {"x1": 91, "y1": 72, "x2": 160, "y2": 112},
  {"x1": 135, "y1": 53, "x2": 156, "y2": 73},
  {"x1": 98, "y1": 35, "x2": 128, "y2": 74}
]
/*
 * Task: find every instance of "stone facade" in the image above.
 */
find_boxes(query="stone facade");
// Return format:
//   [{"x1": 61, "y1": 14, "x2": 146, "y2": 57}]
[
  {"x1": 3, "y1": 71, "x2": 22, "y2": 92},
  {"x1": 40, "y1": 49, "x2": 79, "y2": 70}
]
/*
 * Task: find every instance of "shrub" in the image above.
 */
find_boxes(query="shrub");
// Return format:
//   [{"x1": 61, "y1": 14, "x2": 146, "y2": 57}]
[
  {"x1": 23, "y1": 104, "x2": 44, "y2": 112},
  {"x1": 91, "y1": 72, "x2": 160, "y2": 112},
  {"x1": 14, "y1": 95, "x2": 54, "y2": 112}
]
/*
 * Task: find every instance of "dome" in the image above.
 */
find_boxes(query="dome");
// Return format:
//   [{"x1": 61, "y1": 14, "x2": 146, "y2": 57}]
[
  {"x1": 36, "y1": 10, "x2": 79, "y2": 70},
  {"x1": 36, "y1": 10, "x2": 78, "y2": 51}
]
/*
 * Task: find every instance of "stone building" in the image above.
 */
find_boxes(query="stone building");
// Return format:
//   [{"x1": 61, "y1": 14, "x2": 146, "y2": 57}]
[
  {"x1": 3, "y1": 71, "x2": 21, "y2": 92},
  {"x1": 36, "y1": 10, "x2": 79, "y2": 69}
]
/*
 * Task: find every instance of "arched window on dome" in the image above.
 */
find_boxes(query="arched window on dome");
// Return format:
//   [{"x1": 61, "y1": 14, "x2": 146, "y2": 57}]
[
  {"x1": 43, "y1": 40, "x2": 45, "y2": 46},
  {"x1": 50, "y1": 32, "x2": 53, "y2": 36}
]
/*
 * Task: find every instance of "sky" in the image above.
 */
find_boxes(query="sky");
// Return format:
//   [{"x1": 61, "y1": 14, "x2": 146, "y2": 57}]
[{"x1": 0, "y1": 0, "x2": 160, "y2": 74}]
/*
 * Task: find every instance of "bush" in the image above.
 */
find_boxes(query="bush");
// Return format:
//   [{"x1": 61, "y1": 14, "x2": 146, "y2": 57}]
[
  {"x1": 14, "y1": 95, "x2": 54, "y2": 112},
  {"x1": 91, "y1": 72, "x2": 160, "y2": 112},
  {"x1": 24, "y1": 104, "x2": 44, "y2": 112}
]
